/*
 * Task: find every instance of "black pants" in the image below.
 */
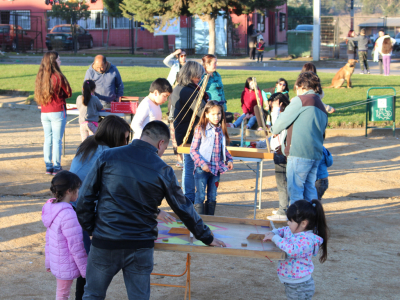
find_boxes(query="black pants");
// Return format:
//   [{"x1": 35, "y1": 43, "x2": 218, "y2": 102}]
[
  {"x1": 250, "y1": 47, "x2": 256, "y2": 60},
  {"x1": 257, "y1": 52, "x2": 264, "y2": 62}
]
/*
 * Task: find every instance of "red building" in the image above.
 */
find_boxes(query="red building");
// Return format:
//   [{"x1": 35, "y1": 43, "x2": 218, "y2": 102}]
[{"x1": 0, "y1": 0, "x2": 286, "y2": 52}]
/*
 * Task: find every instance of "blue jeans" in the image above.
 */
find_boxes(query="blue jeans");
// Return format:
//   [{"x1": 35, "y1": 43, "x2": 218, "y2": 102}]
[
  {"x1": 286, "y1": 156, "x2": 320, "y2": 205},
  {"x1": 194, "y1": 167, "x2": 220, "y2": 205},
  {"x1": 274, "y1": 154, "x2": 289, "y2": 215},
  {"x1": 233, "y1": 114, "x2": 257, "y2": 128},
  {"x1": 41, "y1": 111, "x2": 67, "y2": 170},
  {"x1": 182, "y1": 154, "x2": 195, "y2": 203},
  {"x1": 83, "y1": 246, "x2": 154, "y2": 300}
]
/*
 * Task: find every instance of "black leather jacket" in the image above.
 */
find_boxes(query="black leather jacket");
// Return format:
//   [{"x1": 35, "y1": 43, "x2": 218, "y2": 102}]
[{"x1": 76, "y1": 139, "x2": 213, "y2": 249}]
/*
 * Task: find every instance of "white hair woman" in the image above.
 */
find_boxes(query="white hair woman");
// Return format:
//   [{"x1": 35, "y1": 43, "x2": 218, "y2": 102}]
[{"x1": 170, "y1": 61, "x2": 208, "y2": 203}]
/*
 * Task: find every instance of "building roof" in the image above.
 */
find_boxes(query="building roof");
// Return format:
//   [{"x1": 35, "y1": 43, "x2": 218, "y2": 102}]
[{"x1": 358, "y1": 18, "x2": 400, "y2": 28}]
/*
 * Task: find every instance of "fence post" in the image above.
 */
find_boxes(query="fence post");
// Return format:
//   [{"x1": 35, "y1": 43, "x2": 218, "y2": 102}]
[{"x1": 312, "y1": 0, "x2": 320, "y2": 61}]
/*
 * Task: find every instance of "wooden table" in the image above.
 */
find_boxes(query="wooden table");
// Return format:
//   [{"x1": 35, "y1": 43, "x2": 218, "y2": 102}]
[{"x1": 152, "y1": 214, "x2": 286, "y2": 299}]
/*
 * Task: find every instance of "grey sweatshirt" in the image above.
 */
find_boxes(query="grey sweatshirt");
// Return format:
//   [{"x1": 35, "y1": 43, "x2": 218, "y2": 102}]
[
  {"x1": 76, "y1": 95, "x2": 103, "y2": 124},
  {"x1": 347, "y1": 35, "x2": 371, "y2": 51}
]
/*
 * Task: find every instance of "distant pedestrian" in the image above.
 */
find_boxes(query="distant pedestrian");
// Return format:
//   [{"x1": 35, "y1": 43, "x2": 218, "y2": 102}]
[
  {"x1": 248, "y1": 24, "x2": 259, "y2": 60},
  {"x1": 346, "y1": 28, "x2": 371, "y2": 74},
  {"x1": 256, "y1": 39, "x2": 265, "y2": 63}
]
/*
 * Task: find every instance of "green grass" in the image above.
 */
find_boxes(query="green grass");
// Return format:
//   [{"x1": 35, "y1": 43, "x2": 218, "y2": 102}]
[{"x1": 1, "y1": 64, "x2": 399, "y2": 128}]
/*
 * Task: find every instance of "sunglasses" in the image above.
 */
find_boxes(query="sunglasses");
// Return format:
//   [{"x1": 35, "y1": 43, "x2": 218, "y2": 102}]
[
  {"x1": 180, "y1": 55, "x2": 187, "y2": 57},
  {"x1": 278, "y1": 83, "x2": 286, "y2": 86}
]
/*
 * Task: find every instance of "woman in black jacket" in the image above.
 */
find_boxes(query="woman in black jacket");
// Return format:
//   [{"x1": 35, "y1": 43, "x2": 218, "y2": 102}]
[{"x1": 171, "y1": 61, "x2": 207, "y2": 203}]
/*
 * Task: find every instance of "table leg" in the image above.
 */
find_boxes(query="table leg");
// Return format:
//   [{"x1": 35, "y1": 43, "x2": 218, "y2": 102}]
[
  {"x1": 63, "y1": 129, "x2": 66, "y2": 157},
  {"x1": 254, "y1": 161, "x2": 260, "y2": 219},
  {"x1": 258, "y1": 160, "x2": 263, "y2": 209}
]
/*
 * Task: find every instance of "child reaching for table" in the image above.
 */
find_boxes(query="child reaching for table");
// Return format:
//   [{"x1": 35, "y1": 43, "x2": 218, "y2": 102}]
[
  {"x1": 41, "y1": 170, "x2": 87, "y2": 300},
  {"x1": 190, "y1": 100, "x2": 234, "y2": 216},
  {"x1": 230, "y1": 77, "x2": 263, "y2": 129},
  {"x1": 131, "y1": 78, "x2": 172, "y2": 139},
  {"x1": 76, "y1": 80, "x2": 103, "y2": 141},
  {"x1": 263, "y1": 200, "x2": 329, "y2": 300}
]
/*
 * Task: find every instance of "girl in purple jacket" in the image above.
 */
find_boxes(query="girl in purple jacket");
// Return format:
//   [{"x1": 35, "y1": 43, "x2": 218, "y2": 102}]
[
  {"x1": 263, "y1": 200, "x2": 329, "y2": 300},
  {"x1": 42, "y1": 171, "x2": 87, "y2": 300}
]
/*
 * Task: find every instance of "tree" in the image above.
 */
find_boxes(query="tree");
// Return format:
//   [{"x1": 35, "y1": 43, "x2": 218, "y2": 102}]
[
  {"x1": 103, "y1": 0, "x2": 124, "y2": 50},
  {"x1": 121, "y1": 0, "x2": 284, "y2": 55},
  {"x1": 47, "y1": 0, "x2": 90, "y2": 54},
  {"x1": 361, "y1": 0, "x2": 400, "y2": 16}
]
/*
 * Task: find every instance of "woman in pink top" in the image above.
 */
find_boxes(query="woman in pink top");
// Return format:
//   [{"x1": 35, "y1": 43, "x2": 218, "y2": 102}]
[
  {"x1": 35, "y1": 51, "x2": 72, "y2": 175},
  {"x1": 42, "y1": 170, "x2": 87, "y2": 300}
]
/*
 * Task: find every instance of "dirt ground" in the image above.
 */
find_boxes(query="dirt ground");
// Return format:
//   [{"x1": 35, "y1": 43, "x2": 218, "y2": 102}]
[{"x1": 0, "y1": 106, "x2": 399, "y2": 300}]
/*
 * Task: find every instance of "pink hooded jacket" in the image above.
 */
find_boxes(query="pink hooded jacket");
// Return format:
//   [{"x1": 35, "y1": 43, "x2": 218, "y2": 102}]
[{"x1": 42, "y1": 198, "x2": 87, "y2": 280}]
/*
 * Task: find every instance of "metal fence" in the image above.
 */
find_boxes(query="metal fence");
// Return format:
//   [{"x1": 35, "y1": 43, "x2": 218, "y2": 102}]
[{"x1": 0, "y1": 11, "x2": 43, "y2": 53}]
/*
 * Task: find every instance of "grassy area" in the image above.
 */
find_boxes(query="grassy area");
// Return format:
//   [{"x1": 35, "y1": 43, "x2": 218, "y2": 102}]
[{"x1": 1, "y1": 64, "x2": 399, "y2": 128}]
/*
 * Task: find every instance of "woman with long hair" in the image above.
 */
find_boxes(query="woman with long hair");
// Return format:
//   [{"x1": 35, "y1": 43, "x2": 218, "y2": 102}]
[
  {"x1": 35, "y1": 51, "x2": 71, "y2": 175},
  {"x1": 171, "y1": 61, "x2": 208, "y2": 203}
]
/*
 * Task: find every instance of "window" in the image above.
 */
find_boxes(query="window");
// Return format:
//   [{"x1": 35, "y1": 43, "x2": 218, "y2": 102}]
[
  {"x1": 279, "y1": 13, "x2": 286, "y2": 32},
  {"x1": 9, "y1": 11, "x2": 31, "y2": 30},
  {"x1": 47, "y1": 11, "x2": 67, "y2": 30},
  {"x1": 256, "y1": 13, "x2": 265, "y2": 33},
  {"x1": 114, "y1": 17, "x2": 130, "y2": 29}
]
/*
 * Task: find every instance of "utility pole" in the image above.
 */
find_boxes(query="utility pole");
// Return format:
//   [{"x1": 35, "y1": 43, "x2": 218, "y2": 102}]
[
  {"x1": 350, "y1": 0, "x2": 354, "y2": 30},
  {"x1": 275, "y1": 10, "x2": 278, "y2": 57},
  {"x1": 313, "y1": 0, "x2": 320, "y2": 61}
]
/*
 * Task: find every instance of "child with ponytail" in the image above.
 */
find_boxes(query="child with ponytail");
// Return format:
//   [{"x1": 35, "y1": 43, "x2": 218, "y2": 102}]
[
  {"x1": 76, "y1": 80, "x2": 103, "y2": 141},
  {"x1": 263, "y1": 199, "x2": 329, "y2": 300}
]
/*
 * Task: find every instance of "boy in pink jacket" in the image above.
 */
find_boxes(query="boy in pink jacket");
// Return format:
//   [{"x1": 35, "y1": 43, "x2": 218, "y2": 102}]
[{"x1": 42, "y1": 171, "x2": 87, "y2": 300}]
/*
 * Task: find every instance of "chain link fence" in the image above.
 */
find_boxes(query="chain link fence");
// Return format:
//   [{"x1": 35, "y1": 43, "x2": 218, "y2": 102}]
[{"x1": 0, "y1": 11, "x2": 43, "y2": 53}]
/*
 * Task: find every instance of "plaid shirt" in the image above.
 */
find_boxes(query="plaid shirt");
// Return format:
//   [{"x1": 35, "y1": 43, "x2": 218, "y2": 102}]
[{"x1": 190, "y1": 123, "x2": 233, "y2": 176}]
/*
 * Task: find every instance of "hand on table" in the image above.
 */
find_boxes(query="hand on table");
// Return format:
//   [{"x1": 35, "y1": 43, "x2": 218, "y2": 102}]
[
  {"x1": 157, "y1": 210, "x2": 176, "y2": 224},
  {"x1": 209, "y1": 237, "x2": 226, "y2": 247},
  {"x1": 263, "y1": 232, "x2": 275, "y2": 242}
]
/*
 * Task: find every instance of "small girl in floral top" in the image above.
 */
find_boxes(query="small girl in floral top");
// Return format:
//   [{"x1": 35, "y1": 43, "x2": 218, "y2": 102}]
[
  {"x1": 263, "y1": 200, "x2": 329, "y2": 300},
  {"x1": 190, "y1": 101, "x2": 234, "y2": 216}
]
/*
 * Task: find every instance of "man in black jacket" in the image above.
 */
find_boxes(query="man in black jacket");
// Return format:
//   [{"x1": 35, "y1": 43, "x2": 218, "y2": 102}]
[{"x1": 76, "y1": 120, "x2": 224, "y2": 300}]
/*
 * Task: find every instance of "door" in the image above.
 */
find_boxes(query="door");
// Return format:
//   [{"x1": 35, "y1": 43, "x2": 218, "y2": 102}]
[{"x1": 268, "y1": 11, "x2": 275, "y2": 45}]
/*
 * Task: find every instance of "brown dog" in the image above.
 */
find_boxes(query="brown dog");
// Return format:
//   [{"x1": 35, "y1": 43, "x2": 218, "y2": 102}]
[{"x1": 327, "y1": 59, "x2": 358, "y2": 88}]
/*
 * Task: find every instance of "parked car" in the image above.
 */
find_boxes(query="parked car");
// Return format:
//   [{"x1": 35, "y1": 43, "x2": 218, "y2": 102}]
[
  {"x1": 295, "y1": 24, "x2": 314, "y2": 31},
  {"x1": 46, "y1": 24, "x2": 93, "y2": 51},
  {"x1": 0, "y1": 24, "x2": 34, "y2": 51},
  {"x1": 393, "y1": 33, "x2": 400, "y2": 51}
]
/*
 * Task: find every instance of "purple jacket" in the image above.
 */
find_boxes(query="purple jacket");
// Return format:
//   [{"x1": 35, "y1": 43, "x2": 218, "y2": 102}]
[{"x1": 42, "y1": 198, "x2": 87, "y2": 280}]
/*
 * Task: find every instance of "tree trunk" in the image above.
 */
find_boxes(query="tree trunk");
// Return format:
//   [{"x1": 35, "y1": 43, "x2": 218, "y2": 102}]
[
  {"x1": 163, "y1": 35, "x2": 169, "y2": 54},
  {"x1": 207, "y1": 16, "x2": 216, "y2": 55},
  {"x1": 106, "y1": 16, "x2": 111, "y2": 51}
]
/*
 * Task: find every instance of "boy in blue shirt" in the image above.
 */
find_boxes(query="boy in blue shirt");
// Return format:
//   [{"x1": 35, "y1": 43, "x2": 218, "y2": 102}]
[{"x1": 315, "y1": 146, "x2": 333, "y2": 200}]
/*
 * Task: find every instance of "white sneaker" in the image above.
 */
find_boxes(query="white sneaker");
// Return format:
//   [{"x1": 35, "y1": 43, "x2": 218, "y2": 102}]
[
  {"x1": 272, "y1": 210, "x2": 278, "y2": 215},
  {"x1": 267, "y1": 214, "x2": 288, "y2": 221}
]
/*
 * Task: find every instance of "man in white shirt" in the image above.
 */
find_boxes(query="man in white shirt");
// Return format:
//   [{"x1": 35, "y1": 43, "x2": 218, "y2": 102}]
[{"x1": 130, "y1": 78, "x2": 172, "y2": 139}]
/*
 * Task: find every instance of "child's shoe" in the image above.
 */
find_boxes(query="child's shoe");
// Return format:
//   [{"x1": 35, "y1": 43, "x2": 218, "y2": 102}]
[
  {"x1": 267, "y1": 214, "x2": 288, "y2": 221},
  {"x1": 52, "y1": 167, "x2": 63, "y2": 176},
  {"x1": 46, "y1": 168, "x2": 53, "y2": 175}
]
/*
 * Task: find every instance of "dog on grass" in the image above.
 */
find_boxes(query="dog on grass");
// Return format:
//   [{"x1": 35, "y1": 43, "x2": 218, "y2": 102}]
[{"x1": 326, "y1": 59, "x2": 358, "y2": 88}]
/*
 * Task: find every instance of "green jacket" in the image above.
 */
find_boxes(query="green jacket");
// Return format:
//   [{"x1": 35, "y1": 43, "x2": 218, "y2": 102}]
[
  {"x1": 271, "y1": 90, "x2": 328, "y2": 160},
  {"x1": 201, "y1": 71, "x2": 226, "y2": 104}
]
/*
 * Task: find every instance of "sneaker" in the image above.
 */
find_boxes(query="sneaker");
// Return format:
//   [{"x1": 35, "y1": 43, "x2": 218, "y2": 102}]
[
  {"x1": 267, "y1": 214, "x2": 288, "y2": 221},
  {"x1": 52, "y1": 167, "x2": 63, "y2": 176},
  {"x1": 45, "y1": 168, "x2": 53, "y2": 175},
  {"x1": 360, "y1": 72, "x2": 364, "y2": 74},
  {"x1": 272, "y1": 210, "x2": 278, "y2": 215},
  {"x1": 367, "y1": 71, "x2": 370, "y2": 74}
]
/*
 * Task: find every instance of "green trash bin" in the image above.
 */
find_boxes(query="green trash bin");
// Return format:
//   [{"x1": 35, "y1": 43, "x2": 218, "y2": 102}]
[{"x1": 366, "y1": 87, "x2": 396, "y2": 136}]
